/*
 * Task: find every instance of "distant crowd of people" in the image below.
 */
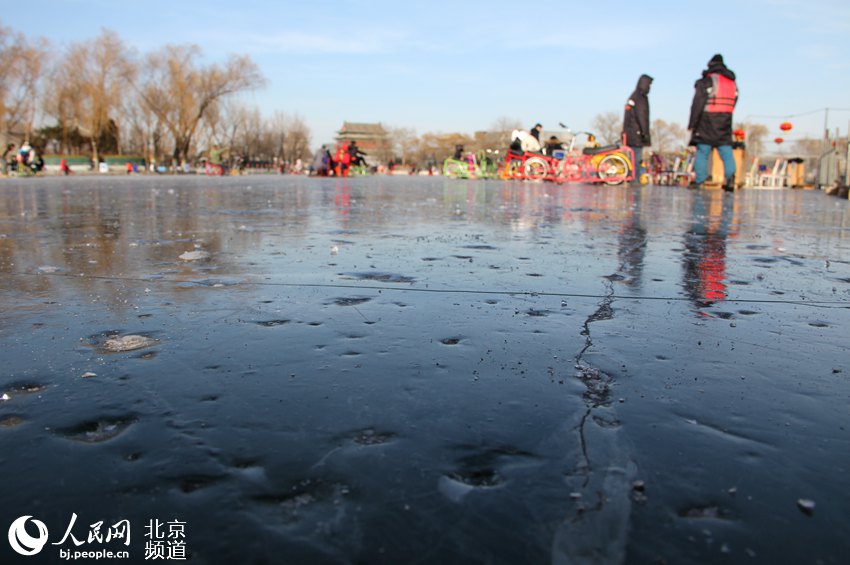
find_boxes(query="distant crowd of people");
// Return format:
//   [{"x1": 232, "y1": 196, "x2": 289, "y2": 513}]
[
  {"x1": 311, "y1": 140, "x2": 368, "y2": 177},
  {"x1": 2, "y1": 141, "x2": 45, "y2": 175}
]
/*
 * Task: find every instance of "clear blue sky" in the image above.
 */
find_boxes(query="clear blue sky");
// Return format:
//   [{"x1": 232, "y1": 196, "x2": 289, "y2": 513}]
[{"x1": 6, "y1": 0, "x2": 850, "y2": 149}]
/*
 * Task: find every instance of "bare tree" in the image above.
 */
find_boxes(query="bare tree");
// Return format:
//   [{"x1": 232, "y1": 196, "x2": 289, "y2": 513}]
[
  {"x1": 389, "y1": 126, "x2": 418, "y2": 164},
  {"x1": 1, "y1": 26, "x2": 49, "y2": 143},
  {"x1": 121, "y1": 97, "x2": 163, "y2": 164},
  {"x1": 592, "y1": 112, "x2": 621, "y2": 144},
  {"x1": 261, "y1": 111, "x2": 287, "y2": 165},
  {"x1": 137, "y1": 44, "x2": 266, "y2": 165},
  {"x1": 736, "y1": 122, "x2": 769, "y2": 157},
  {"x1": 474, "y1": 116, "x2": 522, "y2": 151},
  {"x1": 196, "y1": 100, "x2": 250, "y2": 166},
  {"x1": 43, "y1": 58, "x2": 84, "y2": 154},
  {"x1": 197, "y1": 100, "x2": 222, "y2": 147},
  {"x1": 206, "y1": 106, "x2": 312, "y2": 168},
  {"x1": 651, "y1": 119, "x2": 688, "y2": 154},
  {"x1": 488, "y1": 116, "x2": 522, "y2": 145},
  {"x1": 240, "y1": 107, "x2": 266, "y2": 162},
  {"x1": 491, "y1": 116, "x2": 523, "y2": 135},
  {"x1": 793, "y1": 137, "x2": 827, "y2": 158},
  {"x1": 283, "y1": 114, "x2": 311, "y2": 163},
  {"x1": 416, "y1": 132, "x2": 474, "y2": 165},
  {"x1": 61, "y1": 30, "x2": 136, "y2": 162}
]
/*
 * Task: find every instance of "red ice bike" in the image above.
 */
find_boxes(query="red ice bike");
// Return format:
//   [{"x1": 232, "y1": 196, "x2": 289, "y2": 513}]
[{"x1": 503, "y1": 125, "x2": 635, "y2": 185}]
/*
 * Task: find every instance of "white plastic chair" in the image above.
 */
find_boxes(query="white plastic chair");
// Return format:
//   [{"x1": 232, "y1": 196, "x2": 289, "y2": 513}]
[
  {"x1": 743, "y1": 157, "x2": 760, "y2": 188},
  {"x1": 757, "y1": 159, "x2": 788, "y2": 188}
]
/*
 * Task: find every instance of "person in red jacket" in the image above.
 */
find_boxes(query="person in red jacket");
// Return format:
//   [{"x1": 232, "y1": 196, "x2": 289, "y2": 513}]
[
  {"x1": 334, "y1": 144, "x2": 351, "y2": 177},
  {"x1": 688, "y1": 54, "x2": 738, "y2": 190}
]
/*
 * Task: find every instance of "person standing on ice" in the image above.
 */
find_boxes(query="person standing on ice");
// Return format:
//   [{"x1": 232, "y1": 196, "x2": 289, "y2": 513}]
[
  {"x1": 622, "y1": 74, "x2": 653, "y2": 185},
  {"x1": 688, "y1": 54, "x2": 738, "y2": 191}
]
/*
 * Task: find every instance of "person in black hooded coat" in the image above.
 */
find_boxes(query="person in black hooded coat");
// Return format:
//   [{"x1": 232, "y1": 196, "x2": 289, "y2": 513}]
[
  {"x1": 688, "y1": 54, "x2": 738, "y2": 190},
  {"x1": 622, "y1": 74, "x2": 653, "y2": 183}
]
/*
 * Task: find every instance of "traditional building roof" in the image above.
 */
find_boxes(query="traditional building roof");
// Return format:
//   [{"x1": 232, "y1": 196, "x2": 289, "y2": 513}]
[
  {"x1": 336, "y1": 122, "x2": 388, "y2": 138},
  {"x1": 335, "y1": 122, "x2": 392, "y2": 162}
]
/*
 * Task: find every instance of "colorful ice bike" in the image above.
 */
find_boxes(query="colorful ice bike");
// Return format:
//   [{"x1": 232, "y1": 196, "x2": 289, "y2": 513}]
[
  {"x1": 443, "y1": 150, "x2": 500, "y2": 179},
  {"x1": 503, "y1": 129, "x2": 634, "y2": 185},
  {"x1": 443, "y1": 152, "x2": 481, "y2": 179}
]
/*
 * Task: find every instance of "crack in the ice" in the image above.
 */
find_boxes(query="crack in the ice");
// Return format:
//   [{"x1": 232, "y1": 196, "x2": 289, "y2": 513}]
[
  {"x1": 577, "y1": 409, "x2": 591, "y2": 487},
  {"x1": 574, "y1": 276, "x2": 617, "y2": 485},
  {"x1": 552, "y1": 253, "x2": 640, "y2": 564}
]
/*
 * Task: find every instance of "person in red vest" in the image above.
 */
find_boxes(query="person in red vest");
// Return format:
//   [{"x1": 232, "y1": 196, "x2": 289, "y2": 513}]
[
  {"x1": 687, "y1": 54, "x2": 738, "y2": 191},
  {"x1": 335, "y1": 144, "x2": 351, "y2": 177}
]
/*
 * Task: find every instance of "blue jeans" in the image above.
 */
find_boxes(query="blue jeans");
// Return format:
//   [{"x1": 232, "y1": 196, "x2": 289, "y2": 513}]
[{"x1": 694, "y1": 144, "x2": 735, "y2": 184}]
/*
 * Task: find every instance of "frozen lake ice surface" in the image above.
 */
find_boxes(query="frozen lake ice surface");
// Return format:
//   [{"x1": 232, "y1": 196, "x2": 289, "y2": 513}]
[{"x1": 1, "y1": 174, "x2": 849, "y2": 564}]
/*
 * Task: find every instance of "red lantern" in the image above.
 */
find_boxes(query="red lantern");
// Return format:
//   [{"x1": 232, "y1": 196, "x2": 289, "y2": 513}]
[
  {"x1": 774, "y1": 137, "x2": 784, "y2": 144},
  {"x1": 779, "y1": 121, "x2": 793, "y2": 132}
]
